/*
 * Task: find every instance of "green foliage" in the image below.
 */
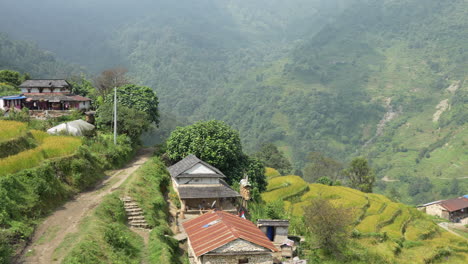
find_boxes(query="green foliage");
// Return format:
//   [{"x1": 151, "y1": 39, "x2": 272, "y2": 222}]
[
  {"x1": 253, "y1": 143, "x2": 292, "y2": 175},
  {"x1": 105, "y1": 84, "x2": 159, "y2": 124},
  {"x1": 303, "y1": 197, "x2": 353, "y2": 256},
  {"x1": 166, "y1": 120, "x2": 244, "y2": 183},
  {"x1": 316, "y1": 176, "x2": 334, "y2": 186},
  {"x1": 126, "y1": 156, "x2": 171, "y2": 227},
  {"x1": 63, "y1": 194, "x2": 143, "y2": 264},
  {"x1": 96, "y1": 103, "x2": 151, "y2": 144},
  {"x1": 0, "y1": 33, "x2": 84, "y2": 78},
  {"x1": 303, "y1": 152, "x2": 344, "y2": 183},
  {"x1": 0, "y1": 70, "x2": 23, "y2": 86},
  {"x1": 344, "y1": 157, "x2": 375, "y2": 193}
]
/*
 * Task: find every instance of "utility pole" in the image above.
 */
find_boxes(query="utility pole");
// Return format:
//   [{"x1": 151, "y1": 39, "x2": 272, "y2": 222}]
[{"x1": 113, "y1": 87, "x2": 117, "y2": 145}]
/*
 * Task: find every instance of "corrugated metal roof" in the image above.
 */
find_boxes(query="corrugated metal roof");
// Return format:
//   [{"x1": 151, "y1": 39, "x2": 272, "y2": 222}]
[
  {"x1": 440, "y1": 197, "x2": 468, "y2": 212},
  {"x1": 183, "y1": 211, "x2": 278, "y2": 257}
]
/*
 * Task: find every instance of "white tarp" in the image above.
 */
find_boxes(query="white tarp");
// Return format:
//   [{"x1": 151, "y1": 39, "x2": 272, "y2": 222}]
[{"x1": 47, "y1": 119, "x2": 95, "y2": 136}]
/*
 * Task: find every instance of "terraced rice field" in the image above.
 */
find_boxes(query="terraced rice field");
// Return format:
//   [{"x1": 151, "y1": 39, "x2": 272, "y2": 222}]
[
  {"x1": 0, "y1": 122, "x2": 82, "y2": 176},
  {"x1": 0, "y1": 120, "x2": 27, "y2": 142},
  {"x1": 261, "y1": 175, "x2": 308, "y2": 202},
  {"x1": 262, "y1": 175, "x2": 468, "y2": 263}
]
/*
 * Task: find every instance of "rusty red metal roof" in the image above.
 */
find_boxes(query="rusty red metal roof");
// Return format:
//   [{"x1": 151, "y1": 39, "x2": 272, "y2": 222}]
[
  {"x1": 440, "y1": 197, "x2": 468, "y2": 212},
  {"x1": 182, "y1": 211, "x2": 278, "y2": 257}
]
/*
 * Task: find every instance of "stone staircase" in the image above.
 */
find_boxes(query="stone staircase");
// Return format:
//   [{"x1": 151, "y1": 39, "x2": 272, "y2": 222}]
[{"x1": 122, "y1": 196, "x2": 150, "y2": 229}]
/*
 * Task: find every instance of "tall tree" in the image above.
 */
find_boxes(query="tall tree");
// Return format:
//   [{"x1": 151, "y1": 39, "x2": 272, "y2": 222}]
[
  {"x1": 303, "y1": 197, "x2": 353, "y2": 256},
  {"x1": 96, "y1": 103, "x2": 150, "y2": 143},
  {"x1": 303, "y1": 152, "x2": 343, "y2": 183},
  {"x1": 343, "y1": 157, "x2": 375, "y2": 193},
  {"x1": 166, "y1": 120, "x2": 266, "y2": 190},
  {"x1": 105, "y1": 84, "x2": 159, "y2": 124},
  {"x1": 94, "y1": 67, "x2": 130, "y2": 97},
  {"x1": 253, "y1": 143, "x2": 292, "y2": 175}
]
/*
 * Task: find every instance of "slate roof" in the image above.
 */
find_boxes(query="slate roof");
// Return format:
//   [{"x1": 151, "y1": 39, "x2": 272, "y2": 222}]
[
  {"x1": 177, "y1": 182, "x2": 241, "y2": 199},
  {"x1": 440, "y1": 197, "x2": 468, "y2": 212},
  {"x1": 19, "y1": 79, "x2": 70, "y2": 88},
  {"x1": 24, "y1": 93, "x2": 91, "y2": 102},
  {"x1": 168, "y1": 154, "x2": 225, "y2": 178},
  {"x1": 183, "y1": 211, "x2": 278, "y2": 257}
]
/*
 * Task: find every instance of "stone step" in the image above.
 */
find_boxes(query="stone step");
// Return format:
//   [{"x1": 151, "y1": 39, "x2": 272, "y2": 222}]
[
  {"x1": 127, "y1": 212, "x2": 144, "y2": 217},
  {"x1": 125, "y1": 205, "x2": 140, "y2": 210},
  {"x1": 129, "y1": 215, "x2": 146, "y2": 220},
  {"x1": 125, "y1": 208, "x2": 143, "y2": 212},
  {"x1": 124, "y1": 203, "x2": 139, "y2": 207},
  {"x1": 130, "y1": 220, "x2": 148, "y2": 225},
  {"x1": 130, "y1": 223, "x2": 150, "y2": 228}
]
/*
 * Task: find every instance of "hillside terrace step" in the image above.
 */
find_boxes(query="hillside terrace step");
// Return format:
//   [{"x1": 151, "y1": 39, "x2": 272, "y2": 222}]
[{"x1": 124, "y1": 203, "x2": 139, "y2": 207}]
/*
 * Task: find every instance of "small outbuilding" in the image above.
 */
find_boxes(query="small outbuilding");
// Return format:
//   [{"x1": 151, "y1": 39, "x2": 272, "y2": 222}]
[
  {"x1": 47, "y1": 119, "x2": 95, "y2": 136},
  {"x1": 257, "y1": 219, "x2": 290, "y2": 244},
  {"x1": 183, "y1": 210, "x2": 278, "y2": 264}
]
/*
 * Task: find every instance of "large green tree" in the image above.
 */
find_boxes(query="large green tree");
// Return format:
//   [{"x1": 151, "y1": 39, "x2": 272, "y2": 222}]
[
  {"x1": 303, "y1": 197, "x2": 353, "y2": 256},
  {"x1": 253, "y1": 143, "x2": 292, "y2": 175},
  {"x1": 166, "y1": 120, "x2": 266, "y2": 190},
  {"x1": 105, "y1": 84, "x2": 159, "y2": 125},
  {"x1": 303, "y1": 152, "x2": 343, "y2": 183},
  {"x1": 343, "y1": 157, "x2": 375, "y2": 193},
  {"x1": 96, "y1": 103, "x2": 150, "y2": 143}
]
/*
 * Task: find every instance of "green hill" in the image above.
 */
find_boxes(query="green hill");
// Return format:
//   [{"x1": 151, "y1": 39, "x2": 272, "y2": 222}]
[
  {"x1": 263, "y1": 176, "x2": 468, "y2": 263},
  {"x1": 0, "y1": 0, "x2": 466, "y2": 203}
]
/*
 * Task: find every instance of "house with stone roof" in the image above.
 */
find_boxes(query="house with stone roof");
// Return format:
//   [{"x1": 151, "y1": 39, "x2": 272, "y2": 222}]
[
  {"x1": 18, "y1": 79, "x2": 91, "y2": 111},
  {"x1": 183, "y1": 210, "x2": 278, "y2": 264},
  {"x1": 168, "y1": 154, "x2": 241, "y2": 218}
]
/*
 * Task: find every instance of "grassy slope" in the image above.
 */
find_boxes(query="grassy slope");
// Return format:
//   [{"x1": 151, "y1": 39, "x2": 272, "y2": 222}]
[{"x1": 263, "y1": 176, "x2": 468, "y2": 263}]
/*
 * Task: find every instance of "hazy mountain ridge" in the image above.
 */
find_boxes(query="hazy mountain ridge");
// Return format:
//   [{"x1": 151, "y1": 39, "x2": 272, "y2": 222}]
[{"x1": 0, "y1": 0, "x2": 466, "y2": 203}]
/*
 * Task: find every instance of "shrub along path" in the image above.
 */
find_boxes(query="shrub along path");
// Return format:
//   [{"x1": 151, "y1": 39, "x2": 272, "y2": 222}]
[{"x1": 16, "y1": 148, "x2": 154, "y2": 264}]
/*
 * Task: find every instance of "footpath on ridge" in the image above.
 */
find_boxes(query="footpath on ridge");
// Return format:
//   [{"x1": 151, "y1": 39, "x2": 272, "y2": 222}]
[{"x1": 16, "y1": 148, "x2": 154, "y2": 264}]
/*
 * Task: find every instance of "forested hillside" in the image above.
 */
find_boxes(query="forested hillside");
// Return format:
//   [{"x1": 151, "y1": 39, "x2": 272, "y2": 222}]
[
  {"x1": 0, "y1": 0, "x2": 466, "y2": 204},
  {"x1": 0, "y1": 33, "x2": 83, "y2": 78}
]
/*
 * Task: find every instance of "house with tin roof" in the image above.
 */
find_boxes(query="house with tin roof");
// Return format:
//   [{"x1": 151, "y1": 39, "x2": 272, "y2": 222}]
[
  {"x1": 168, "y1": 155, "x2": 241, "y2": 218},
  {"x1": 183, "y1": 210, "x2": 278, "y2": 264},
  {"x1": 423, "y1": 196, "x2": 468, "y2": 222}
]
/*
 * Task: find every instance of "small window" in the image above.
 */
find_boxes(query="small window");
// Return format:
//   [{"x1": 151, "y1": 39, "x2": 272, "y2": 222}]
[{"x1": 238, "y1": 258, "x2": 249, "y2": 264}]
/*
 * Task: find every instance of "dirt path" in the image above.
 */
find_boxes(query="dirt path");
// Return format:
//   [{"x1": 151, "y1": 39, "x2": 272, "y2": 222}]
[
  {"x1": 438, "y1": 222, "x2": 468, "y2": 240},
  {"x1": 16, "y1": 148, "x2": 154, "y2": 264}
]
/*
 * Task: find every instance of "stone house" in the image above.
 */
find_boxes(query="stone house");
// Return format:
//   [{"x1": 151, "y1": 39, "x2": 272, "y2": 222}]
[
  {"x1": 183, "y1": 210, "x2": 278, "y2": 264},
  {"x1": 168, "y1": 155, "x2": 241, "y2": 218},
  {"x1": 423, "y1": 197, "x2": 468, "y2": 222},
  {"x1": 19, "y1": 79, "x2": 91, "y2": 110}
]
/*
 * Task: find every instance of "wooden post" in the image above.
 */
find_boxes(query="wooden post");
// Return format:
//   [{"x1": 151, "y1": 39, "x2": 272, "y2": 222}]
[{"x1": 180, "y1": 199, "x2": 186, "y2": 219}]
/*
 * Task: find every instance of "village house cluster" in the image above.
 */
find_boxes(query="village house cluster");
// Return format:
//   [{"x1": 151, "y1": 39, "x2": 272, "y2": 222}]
[
  {"x1": 168, "y1": 155, "x2": 304, "y2": 264},
  {"x1": 0, "y1": 79, "x2": 91, "y2": 112}
]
